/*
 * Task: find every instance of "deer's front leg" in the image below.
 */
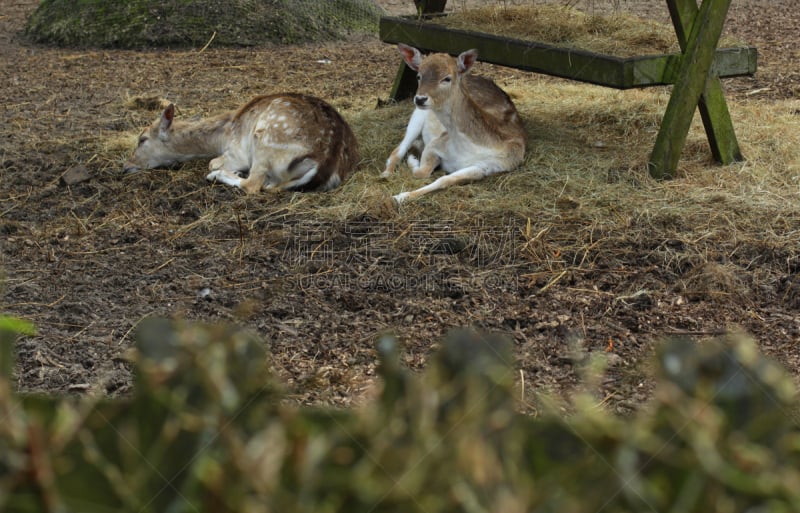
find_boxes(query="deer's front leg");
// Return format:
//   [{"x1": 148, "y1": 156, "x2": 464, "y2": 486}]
[
  {"x1": 382, "y1": 108, "x2": 428, "y2": 178},
  {"x1": 409, "y1": 134, "x2": 445, "y2": 179},
  {"x1": 206, "y1": 168, "x2": 243, "y2": 187},
  {"x1": 207, "y1": 153, "x2": 240, "y2": 187},
  {"x1": 206, "y1": 149, "x2": 254, "y2": 189},
  {"x1": 206, "y1": 167, "x2": 266, "y2": 194},
  {"x1": 383, "y1": 146, "x2": 404, "y2": 178}
]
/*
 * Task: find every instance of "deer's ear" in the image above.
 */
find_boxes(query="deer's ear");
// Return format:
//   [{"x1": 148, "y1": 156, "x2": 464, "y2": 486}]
[
  {"x1": 159, "y1": 104, "x2": 175, "y2": 139},
  {"x1": 398, "y1": 43, "x2": 422, "y2": 71},
  {"x1": 457, "y1": 49, "x2": 478, "y2": 75}
]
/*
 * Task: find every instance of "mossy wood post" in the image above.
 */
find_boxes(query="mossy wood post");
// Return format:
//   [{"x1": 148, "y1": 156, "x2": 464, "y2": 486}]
[
  {"x1": 668, "y1": 0, "x2": 744, "y2": 167},
  {"x1": 414, "y1": 0, "x2": 447, "y2": 13},
  {"x1": 649, "y1": 0, "x2": 738, "y2": 178},
  {"x1": 390, "y1": 0, "x2": 449, "y2": 100}
]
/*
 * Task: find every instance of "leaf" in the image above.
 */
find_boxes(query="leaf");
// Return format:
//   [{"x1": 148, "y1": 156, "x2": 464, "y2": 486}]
[{"x1": 0, "y1": 316, "x2": 36, "y2": 336}]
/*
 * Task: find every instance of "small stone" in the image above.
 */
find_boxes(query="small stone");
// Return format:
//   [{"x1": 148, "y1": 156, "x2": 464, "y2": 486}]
[{"x1": 61, "y1": 165, "x2": 91, "y2": 186}]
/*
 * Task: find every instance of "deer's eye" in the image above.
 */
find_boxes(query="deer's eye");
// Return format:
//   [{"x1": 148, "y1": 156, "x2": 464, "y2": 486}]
[
  {"x1": 441, "y1": 76, "x2": 452, "y2": 84},
  {"x1": 137, "y1": 136, "x2": 148, "y2": 147}
]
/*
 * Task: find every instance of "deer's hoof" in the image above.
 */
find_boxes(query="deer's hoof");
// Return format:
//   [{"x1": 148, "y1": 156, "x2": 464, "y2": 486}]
[
  {"x1": 392, "y1": 192, "x2": 409, "y2": 205},
  {"x1": 123, "y1": 164, "x2": 141, "y2": 174}
]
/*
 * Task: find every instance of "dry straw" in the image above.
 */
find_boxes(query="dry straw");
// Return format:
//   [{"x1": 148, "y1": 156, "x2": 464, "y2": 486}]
[{"x1": 429, "y1": 3, "x2": 742, "y2": 57}]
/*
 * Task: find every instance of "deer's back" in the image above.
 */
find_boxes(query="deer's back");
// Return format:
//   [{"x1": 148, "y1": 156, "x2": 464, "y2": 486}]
[
  {"x1": 233, "y1": 93, "x2": 360, "y2": 191},
  {"x1": 463, "y1": 75, "x2": 525, "y2": 140}
]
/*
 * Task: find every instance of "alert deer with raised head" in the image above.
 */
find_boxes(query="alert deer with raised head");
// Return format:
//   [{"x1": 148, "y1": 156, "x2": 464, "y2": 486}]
[
  {"x1": 383, "y1": 44, "x2": 526, "y2": 204},
  {"x1": 124, "y1": 93, "x2": 359, "y2": 193}
]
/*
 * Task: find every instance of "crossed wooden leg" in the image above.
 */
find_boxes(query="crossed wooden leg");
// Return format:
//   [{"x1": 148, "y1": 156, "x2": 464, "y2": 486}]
[{"x1": 649, "y1": 0, "x2": 743, "y2": 178}]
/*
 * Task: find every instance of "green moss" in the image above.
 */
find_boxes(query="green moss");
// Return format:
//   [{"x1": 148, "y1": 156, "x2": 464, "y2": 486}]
[{"x1": 25, "y1": 0, "x2": 383, "y2": 49}]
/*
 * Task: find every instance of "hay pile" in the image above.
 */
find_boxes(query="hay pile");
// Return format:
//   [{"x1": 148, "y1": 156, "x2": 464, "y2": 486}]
[{"x1": 25, "y1": 0, "x2": 384, "y2": 48}]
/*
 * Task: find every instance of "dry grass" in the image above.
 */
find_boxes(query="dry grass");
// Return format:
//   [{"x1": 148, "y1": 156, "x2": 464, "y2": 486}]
[
  {"x1": 427, "y1": 3, "x2": 742, "y2": 57},
  {"x1": 243, "y1": 75, "x2": 800, "y2": 302},
  {"x1": 107, "y1": 77, "x2": 800, "y2": 275}
]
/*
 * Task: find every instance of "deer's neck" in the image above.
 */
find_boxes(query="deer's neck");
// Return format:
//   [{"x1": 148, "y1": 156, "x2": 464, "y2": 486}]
[
  {"x1": 170, "y1": 112, "x2": 233, "y2": 159},
  {"x1": 435, "y1": 83, "x2": 494, "y2": 141}
]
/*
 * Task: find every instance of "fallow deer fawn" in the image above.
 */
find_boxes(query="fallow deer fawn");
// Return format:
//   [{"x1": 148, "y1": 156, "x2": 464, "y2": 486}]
[
  {"x1": 383, "y1": 44, "x2": 526, "y2": 204},
  {"x1": 124, "y1": 93, "x2": 359, "y2": 193}
]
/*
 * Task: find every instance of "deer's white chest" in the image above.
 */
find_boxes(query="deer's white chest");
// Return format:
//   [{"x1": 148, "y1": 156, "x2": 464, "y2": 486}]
[{"x1": 425, "y1": 113, "x2": 501, "y2": 173}]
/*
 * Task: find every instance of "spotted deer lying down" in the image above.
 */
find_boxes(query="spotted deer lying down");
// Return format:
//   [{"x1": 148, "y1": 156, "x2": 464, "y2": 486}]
[
  {"x1": 383, "y1": 44, "x2": 526, "y2": 204},
  {"x1": 124, "y1": 93, "x2": 359, "y2": 193}
]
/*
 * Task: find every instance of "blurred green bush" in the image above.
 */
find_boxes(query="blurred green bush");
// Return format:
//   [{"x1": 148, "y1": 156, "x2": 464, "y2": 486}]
[{"x1": 1, "y1": 319, "x2": 799, "y2": 512}]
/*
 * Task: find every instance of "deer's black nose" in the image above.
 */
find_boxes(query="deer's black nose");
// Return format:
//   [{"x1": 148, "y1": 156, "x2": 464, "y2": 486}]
[{"x1": 414, "y1": 96, "x2": 428, "y2": 108}]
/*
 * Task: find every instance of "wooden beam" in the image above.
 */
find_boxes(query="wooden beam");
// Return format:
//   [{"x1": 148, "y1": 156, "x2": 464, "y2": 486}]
[
  {"x1": 389, "y1": 56, "x2": 420, "y2": 102},
  {"x1": 629, "y1": 47, "x2": 755, "y2": 87},
  {"x1": 380, "y1": 17, "x2": 755, "y2": 89}
]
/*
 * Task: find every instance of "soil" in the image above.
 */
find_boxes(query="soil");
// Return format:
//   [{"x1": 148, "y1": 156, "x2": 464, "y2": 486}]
[{"x1": 1, "y1": 0, "x2": 798, "y2": 411}]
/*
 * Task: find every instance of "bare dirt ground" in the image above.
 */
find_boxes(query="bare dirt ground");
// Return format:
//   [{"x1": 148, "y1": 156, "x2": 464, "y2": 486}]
[{"x1": 1, "y1": 0, "x2": 798, "y2": 410}]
